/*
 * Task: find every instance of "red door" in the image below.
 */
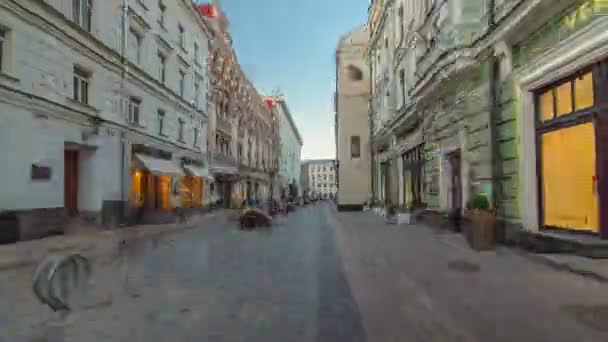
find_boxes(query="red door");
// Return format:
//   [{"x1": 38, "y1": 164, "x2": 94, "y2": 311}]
[{"x1": 64, "y1": 150, "x2": 79, "y2": 217}]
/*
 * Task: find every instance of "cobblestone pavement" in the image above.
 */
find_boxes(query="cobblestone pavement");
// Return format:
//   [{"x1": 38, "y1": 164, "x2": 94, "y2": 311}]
[{"x1": 1, "y1": 204, "x2": 608, "y2": 341}]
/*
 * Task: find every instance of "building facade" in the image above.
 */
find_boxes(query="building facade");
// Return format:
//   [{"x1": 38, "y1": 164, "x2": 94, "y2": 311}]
[
  {"x1": 0, "y1": 0, "x2": 215, "y2": 240},
  {"x1": 200, "y1": 2, "x2": 276, "y2": 208},
  {"x1": 335, "y1": 26, "x2": 371, "y2": 210},
  {"x1": 267, "y1": 93, "x2": 303, "y2": 198},
  {"x1": 302, "y1": 160, "x2": 337, "y2": 198},
  {"x1": 366, "y1": 0, "x2": 608, "y2": 240}
]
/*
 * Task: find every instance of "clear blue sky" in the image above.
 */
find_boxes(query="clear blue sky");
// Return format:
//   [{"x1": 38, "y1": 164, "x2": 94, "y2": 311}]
[{"x1": 216, "y1": 0, "x2": 368, "y2": 160}]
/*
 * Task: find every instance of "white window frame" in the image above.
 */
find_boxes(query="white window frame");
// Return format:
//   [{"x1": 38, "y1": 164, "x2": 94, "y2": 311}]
[
  {"x1": 178, "y1": 24, "x2": 185, "y2": 49},
  {"x1": 158, "y1": 51, "x2": 166, "y2": 83},
  {"x1": 128, "y1": 97, "x2": 141, "y2": 125},
  {"x1": 129, "y1": 28, "x2": 142, "y2": 65},
  {"x1": 158, "y1": 109, "x2": 165, "y2": 135},
  {"x1": 178, "y1": 118, "x2": 185, "y2": 142},
  {"x1": 194, "y1": 42, "x2": 200, "y2": 65},
  {"x1": 0, "y1": 29, "x2": 5, "y2": 72},
  {"x1": 73, "y1": 67, "x2": 90, "y2": 105},
  {"x1": 72, "y1": 0, "x2": 92, "y2": 32},
  {"x1": 179, "y1": 70, "x2": 186, "y2": 97},
  {"x1": 158, "y1": 0, "x2": 166, "y2": 28}
]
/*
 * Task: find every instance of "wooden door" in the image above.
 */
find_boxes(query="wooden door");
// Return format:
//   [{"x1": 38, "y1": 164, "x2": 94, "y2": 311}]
[
  {"x1": 449, "y1": 151, "x2": 462, "y2": 213},
  {"x1": 64, "y1": 150, "x2": 79, "y2": 217}
]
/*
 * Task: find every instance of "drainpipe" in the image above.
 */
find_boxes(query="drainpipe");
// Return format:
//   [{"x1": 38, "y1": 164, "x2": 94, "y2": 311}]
[
  {"x1": 487, "y1": 0, "x2": 500, "y2": 210},
  {"x1": 369, "y1": 56, "x2": 376, "y2": 205},
  {"x1": 120, "y1": 0, "x2": 129, "y2": 218}
]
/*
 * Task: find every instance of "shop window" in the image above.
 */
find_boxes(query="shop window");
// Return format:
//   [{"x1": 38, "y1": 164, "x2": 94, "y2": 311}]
[
  {"x1": 575, "y1": 72, "x2": 594, "y2": 110},
  {"x1": 542, "y1": 123, "x2": 598, "y2": 232},
  {"x1": 555, "y1": 81, "x2": 573, "y2": 116},
  {"x1": 539, "y1": 90, "x2": 554, "y2": 121}
]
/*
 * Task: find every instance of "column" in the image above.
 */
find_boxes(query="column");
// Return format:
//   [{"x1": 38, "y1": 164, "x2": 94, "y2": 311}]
[
  {"x1": 231, "y1": 119, "x2": 238, "y2": 158},
  {"x1": 243, "y1": 129, "x2": 249, "y2": 166}
]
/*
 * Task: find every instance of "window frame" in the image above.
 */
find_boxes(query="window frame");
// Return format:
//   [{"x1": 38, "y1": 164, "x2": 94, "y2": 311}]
[
  {"x1": 158, "y1": 109, "x2": 166, "y2": 136},
  {"x1": 128, "y1": 97, "x2": 142, "y2": 125},
  {"x1": 72, "y1": 0, "x2": 92, "y2": 32},
  {"x1": 0, "y1": 29, "x2": 6, "y2": 72},
  {"x1": 178, "y1": 24, "x2": 185, "y2": 50},
  {"x1": 179, "y1": 70, "x2": 186, "y2": 97},
  {"x1": 158, "y1": 51, "x2": 166, "y2": 83},
  {"x1": 129, "y1": 28, "x2": 142, "y2": 65},
  {"x1": 193, "y1": 124, "x2": 199, "y2": 147},
  {"x1": 178, "y1": 118, "x2": 185, "y2": 142},
  {"x1": 73, "y1": 66, "x2": 90, "y2": 105},
  {"x1": 194, "y1": 42, "x2": 200, "y2": 66},
  {"x1": 158, "y1": 0, "x2": 166, "y2": 28},
  {"x1": 350, "y1": 135, "x2": 361, "y2": 159}
]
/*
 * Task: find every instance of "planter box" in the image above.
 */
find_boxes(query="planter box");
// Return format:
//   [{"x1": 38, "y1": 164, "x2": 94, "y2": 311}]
[{"x1": 466, "y1": 209, "x2": 496, "y2": 251}]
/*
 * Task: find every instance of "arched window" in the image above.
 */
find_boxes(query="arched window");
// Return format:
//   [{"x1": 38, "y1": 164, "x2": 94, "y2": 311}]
[{"x1": 346, "y1": 65, "x2": 363, "y2": 81}]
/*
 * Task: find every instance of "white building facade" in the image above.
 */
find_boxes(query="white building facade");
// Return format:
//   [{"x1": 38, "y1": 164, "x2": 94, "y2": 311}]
[
  {"x1": 0, "y1": 0, "x2": 212, "y2": 240},
  {"x1": 303, "y1": 160, "x2": 337, "y2": 198},
  {"x1": 335, "y1": 26, "x2": 371, "y2": 210}
]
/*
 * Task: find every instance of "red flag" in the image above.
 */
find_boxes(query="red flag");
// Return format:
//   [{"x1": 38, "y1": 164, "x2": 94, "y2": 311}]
[
  {"x1": 264, "y1": 99, "x2": 274, "y2": 110},
  {"x1": 197, "y1": 4, "x2": 217, "y2": 18}
]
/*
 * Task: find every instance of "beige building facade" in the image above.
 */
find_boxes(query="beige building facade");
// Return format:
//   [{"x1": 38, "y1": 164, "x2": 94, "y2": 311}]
[{"x1": 335, "y1": 26, "x2": 371, "y2": 210}]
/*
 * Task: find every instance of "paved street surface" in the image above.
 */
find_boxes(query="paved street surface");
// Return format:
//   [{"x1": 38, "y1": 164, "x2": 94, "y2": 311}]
[{"x1": 1, "y1": 203, "x2": 608, "y2": 341}]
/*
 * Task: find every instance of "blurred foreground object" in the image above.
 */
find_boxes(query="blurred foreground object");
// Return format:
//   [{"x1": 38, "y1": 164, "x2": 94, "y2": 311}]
[
  {"x1": 32, "y1": 254, "x2": 92, "y2": 312},
  {"x1": 239, "y1": 208, "x2": 272, "y2": 230}
]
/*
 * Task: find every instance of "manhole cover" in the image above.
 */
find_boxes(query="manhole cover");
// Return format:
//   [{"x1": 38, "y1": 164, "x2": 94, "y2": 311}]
[
  {"x1": 447, "y1": 260, "x2": 480, "y2": 273},
  {"x1": 563, "y1": 305, "x2": 608, "y2": 332}
]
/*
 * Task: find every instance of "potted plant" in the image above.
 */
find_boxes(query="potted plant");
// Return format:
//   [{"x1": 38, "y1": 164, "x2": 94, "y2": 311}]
[{"x1": 465, "y1": 194, "x2": 496, "y2": 251}]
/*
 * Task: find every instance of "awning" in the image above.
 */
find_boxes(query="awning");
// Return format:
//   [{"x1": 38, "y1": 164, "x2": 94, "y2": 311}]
[
  {"x1": 210, "y1": 165, "x2": 239, "y2": 176},
  {"x1": 134, "y1": 154, "x2": 184, "y2": 177},
  {"x1": 184, "y1": 164, "x2": 215, "y2": 182}
]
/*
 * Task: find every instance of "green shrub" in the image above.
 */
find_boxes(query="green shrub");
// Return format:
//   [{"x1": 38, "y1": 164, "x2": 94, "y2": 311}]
[{"x1": 466, "y1": 194, "x2": 490, "y2": 211}]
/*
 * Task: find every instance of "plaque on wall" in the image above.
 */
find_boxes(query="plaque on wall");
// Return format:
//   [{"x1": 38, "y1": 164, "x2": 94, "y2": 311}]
[{"x1": 31, "y1": 164, "x2": 52, "y2": 181}]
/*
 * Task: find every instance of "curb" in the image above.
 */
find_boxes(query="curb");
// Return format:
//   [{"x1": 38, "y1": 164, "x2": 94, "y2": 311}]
[
  {"x1": 516, "y1": 250, "x2": 608, "y2": 283},
  {"x1": 0, "y1": 212, "x2": 222, "y2": 271}
]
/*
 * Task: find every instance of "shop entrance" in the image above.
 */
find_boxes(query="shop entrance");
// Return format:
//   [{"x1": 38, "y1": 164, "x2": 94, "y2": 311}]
[{"x1": 536, "y1": 65, "x2": 604, "y2": 235}]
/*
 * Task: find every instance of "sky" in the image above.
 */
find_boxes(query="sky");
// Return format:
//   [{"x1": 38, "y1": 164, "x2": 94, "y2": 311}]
[{"x1": 215, "y1": 0, "x2": 369, "y2": 160}]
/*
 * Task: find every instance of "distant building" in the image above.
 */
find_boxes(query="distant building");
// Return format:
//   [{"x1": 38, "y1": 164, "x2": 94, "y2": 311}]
[
  {"x1": 335, "y1": 26, "x2": 371, "y2": 210},
  {"x1": 266, "y1": 94, "x2": 303, "y2": 198},
  {"x1": 302, "y1": 160, "x2": 337, "y2": 198}
]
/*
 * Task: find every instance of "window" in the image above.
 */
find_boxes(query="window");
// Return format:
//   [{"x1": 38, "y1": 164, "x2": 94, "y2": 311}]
[
  {"x1": 0, "y1": 29, "x2": 5, "y2": 72},
  {"x1": 158, "y1": 109, "x2": 165, "y2": 135},
  {"x1": 179, "y1": 70, "x2": 186, "y2": 97},
  {"x1": 346, "y1": 65, "x2": 363, "y2": 81},
  {"x1": 72, "y1": 0, "x2": 92, "y2": 32},
  {"x1": 178, "y1": 118, "x2": 185, "y2": 141},
  {"x1": 178, "y1": 24, "x2": 185, "y2": 49},
  {"x1": 350, "y1": 136, "x2": 361, "y2": 158},
  {"x1": 158, "y1": 0, "x2": 166, "y2": 28},
  {"x1": 194, "y1": 42, "x2": 200, "y2": 65},
  {"x1": 399, "y1": 69, "x2": 406, "y2": 105},
  {"x1": 399, "y1": 5, "x2": 404, "y2": 41},
  {"x1": 194, "y1": 76, "x2": 201, "y2": 108},
  {"x1": 73, "y1": 67, "x2": 90, "y2": 105},
  {"x1": 158, "y1": 52, "x2": 166, "y2": 83},
  {"x1": 128, "y1": 97, "x2": 141, "y2": 125},
  {"x1": 129, "y1": 28, "x2": 142, "y2": 64},
  {"x1": 193, "y1": 125, "x2": 199, "y2": 147}
]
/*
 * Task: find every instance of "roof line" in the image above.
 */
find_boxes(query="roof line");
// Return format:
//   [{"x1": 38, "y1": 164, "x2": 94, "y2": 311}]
[{"x1": 278, "y1": 100, "x2": 303, "y2": 145}]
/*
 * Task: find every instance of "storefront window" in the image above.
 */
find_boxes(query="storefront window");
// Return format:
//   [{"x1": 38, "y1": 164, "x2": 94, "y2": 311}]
[
  {"x1": 555, "y1": 82, "x2": 573, "y2": 116},
  {"x1": 575, "y1": 72, "x2": 594, "y2": 110},
  {"x1": 540, "y1": 90, "x2": 554, "y2": 121},
  {"x1": 130, "y1": 170, "x2": 144, "y2": 207},
  {"x1": 159, "y1": 176, "x2": 171, "y2": 209}
]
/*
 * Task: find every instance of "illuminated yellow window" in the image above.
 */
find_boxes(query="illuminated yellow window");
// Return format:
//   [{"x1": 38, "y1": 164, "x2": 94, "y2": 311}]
[
  {"x1": 540, "y1": 90, "x2": 554, "y2": 121},
  {"x1": 159, "y1": 176, "x2": 171, "y2": 209},
  {"x1": 542, "y1": 123, "x2": 598, "y2": 233},
  {"x1": 575, "y1": 72, "x2": 594, "y2": 110},
  {"x1": 555, "y1": 81, "x2": 573, "y2": 116}
]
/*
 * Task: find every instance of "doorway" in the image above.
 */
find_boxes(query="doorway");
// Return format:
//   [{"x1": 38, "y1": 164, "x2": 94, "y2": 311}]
[
  {"x1": 64, "y1": 150, "x2": 79, "y2": 217},
  {"x1": 448, "y1": 150, "x2": 463, "y2": 230}
]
